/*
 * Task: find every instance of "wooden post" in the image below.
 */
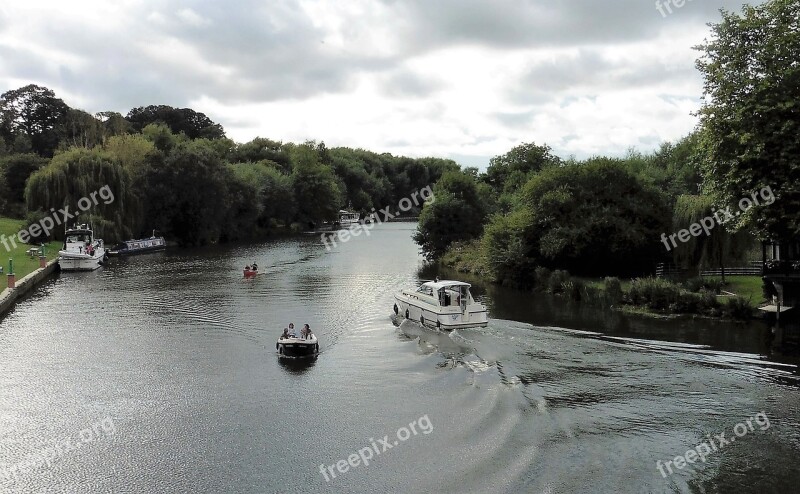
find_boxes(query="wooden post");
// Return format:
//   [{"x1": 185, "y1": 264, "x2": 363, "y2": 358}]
[{"x1": 7, "y1": 258, "x2": 14, "y2": 289}]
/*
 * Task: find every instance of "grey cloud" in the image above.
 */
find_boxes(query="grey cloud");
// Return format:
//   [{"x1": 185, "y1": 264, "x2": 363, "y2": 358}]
[
  {"x1": 379, "y1": 69, "x2": 444, "y2": 98},
  {"x1": 384, "y1": 0, "x2": 750, "y2": 50}
]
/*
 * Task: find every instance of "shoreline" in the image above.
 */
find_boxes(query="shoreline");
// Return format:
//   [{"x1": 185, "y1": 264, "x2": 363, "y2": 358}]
[{"x1": 0, "y1": 260, "x2": 59, "y2": 321}]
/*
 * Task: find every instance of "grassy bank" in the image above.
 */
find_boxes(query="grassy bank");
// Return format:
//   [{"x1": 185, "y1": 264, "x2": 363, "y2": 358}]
[
  {"x1": 0, "y1": 217, "x2": 61, "y2": 282},
  {"x1": 440, "y1": 241, "x2": 764, "y2": 320}
]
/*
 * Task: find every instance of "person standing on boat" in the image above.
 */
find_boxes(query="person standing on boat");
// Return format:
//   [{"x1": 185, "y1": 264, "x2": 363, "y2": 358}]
[{"x1": 288, "y1": 323, "x2": 296, "y2": 337}]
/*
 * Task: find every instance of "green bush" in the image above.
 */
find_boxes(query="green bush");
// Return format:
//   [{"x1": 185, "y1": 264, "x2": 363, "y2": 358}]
[
  {"x1": 670, "y1": 291, "x2": 703, "y2": 314},
  {"x1": 703, "y1": 278, "x2": 724, "y2": 294},
  {"x1": 723, "y1": 296, "x2": 752, "y2": 320},
  {"x1": 683, "y1": 277, "x2": 704, "y2": 293},
  {"x1": 548, "y1": 269, "x2": 570, "y2": 294},
  {"x1": 582, "y1": 284, "x2": 604, "y2": 305},
  {"x1": 604, "y1": 277, "x2": 623, "y2": 305},
  {"x1": 684, "y1": 277, "x2": 724, "y2": 294},
  {"x1": 698, "y1": 290, "x2": 721, "y2": 315},
  {"x1": 629, "y1": 277, "x2": 681, "y2": 310},
  {"x1": 562, "y1": 279, "x2": 585, "y2": 301}
]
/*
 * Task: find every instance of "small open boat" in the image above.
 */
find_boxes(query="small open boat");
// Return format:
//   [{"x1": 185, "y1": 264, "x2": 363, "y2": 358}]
[
  {"x1": 276, "y1": 333, "x2": 319, "y2": 357},
  {"x1": 243, "y1": 267, "x2": 258, "y2": 278}
]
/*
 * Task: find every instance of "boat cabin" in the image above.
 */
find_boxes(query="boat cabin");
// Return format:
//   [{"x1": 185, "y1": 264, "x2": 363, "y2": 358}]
[{"x1": 418, "y1": 281, "x2": 472, "y2": 310}]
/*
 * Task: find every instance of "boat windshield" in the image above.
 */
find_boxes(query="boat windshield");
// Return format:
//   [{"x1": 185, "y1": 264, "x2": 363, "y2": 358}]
[
  {"x1": 66, "y1": 234, "x2": 90, "y2": 243},
  {"x1": 416, "y1": 285, "x2": 434, "y2": 296}
]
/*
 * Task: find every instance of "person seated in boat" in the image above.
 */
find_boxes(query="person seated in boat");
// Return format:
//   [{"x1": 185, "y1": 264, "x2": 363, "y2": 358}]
[
  {"x1": 244, "y1": 265, "x2": 251, "y2": 272},
  {"x1": 301, "y1": 324, "x2": 313, "y2": 339},
  {"x1": 281, "y1": 328, "x2": 290, "y2": 339},
  {"x1": 251, "y1": 262, "x2": 258, "y2": 271},
  {"x1": 288, "y1": 323, "x2": 296, "y2": 337}
]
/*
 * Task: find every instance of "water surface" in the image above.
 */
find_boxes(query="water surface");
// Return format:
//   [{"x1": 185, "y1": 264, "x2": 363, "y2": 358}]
[{"x1": 1, "y1": 223, "x2": 798, "y2": 493}]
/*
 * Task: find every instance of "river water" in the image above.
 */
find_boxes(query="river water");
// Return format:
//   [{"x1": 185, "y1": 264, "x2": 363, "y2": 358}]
[{"x1": 1, "y1": 223, "x2": 798, "y2": 493}]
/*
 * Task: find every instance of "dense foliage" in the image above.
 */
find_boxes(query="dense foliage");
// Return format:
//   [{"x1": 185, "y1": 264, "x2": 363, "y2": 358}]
[
  {"x1": 0, "y1": 84, "x2": 459, "y2": 246},
  {"x1": 696, "y1": 0, "x2": 800, "y2": 241}
]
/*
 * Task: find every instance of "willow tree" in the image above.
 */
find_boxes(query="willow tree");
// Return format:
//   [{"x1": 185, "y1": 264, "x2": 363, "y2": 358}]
[
  {"x1": 672, "y1": 194, "x2": 753, "y2": 282},
  {"x1": 24, "y1": 147, "x2": 137, "y2": 241}
]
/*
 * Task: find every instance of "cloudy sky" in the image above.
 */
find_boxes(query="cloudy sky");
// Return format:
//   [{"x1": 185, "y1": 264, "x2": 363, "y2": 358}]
[{"x1": 0, "y1": 0, "x2": 749, "y2": 168}]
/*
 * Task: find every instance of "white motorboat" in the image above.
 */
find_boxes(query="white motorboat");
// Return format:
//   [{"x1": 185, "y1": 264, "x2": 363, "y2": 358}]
[
  {"x1": 394, "y1": 280, "x2": 488, "y2": 330},
  {"x1": 277, "y1": 333, "x2": 319, "y2": 358},
  {"x1": 335, "y1": 210, "x2": 360, "y2": 228},
  {"x1": 58, "y1": 224, "x2": 107, "y2": 271}
]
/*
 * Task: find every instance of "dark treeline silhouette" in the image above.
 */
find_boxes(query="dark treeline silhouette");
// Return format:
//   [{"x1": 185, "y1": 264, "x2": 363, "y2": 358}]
[{"x1": 0, "y1": 84, "x2": 458, "y2": 245}]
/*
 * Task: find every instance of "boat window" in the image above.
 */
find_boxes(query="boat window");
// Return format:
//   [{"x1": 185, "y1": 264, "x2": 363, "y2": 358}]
[{"x1": 416, "y1": 286, "x2": 433, "y2": 296}]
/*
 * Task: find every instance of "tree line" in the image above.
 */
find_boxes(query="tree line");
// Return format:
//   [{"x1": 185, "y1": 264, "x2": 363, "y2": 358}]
[
  {"x1": 415, "y1": 0, "x2": 799, "y2": 286},
  {"x1": 0, "y1": 86, "x2": 458, "y2": 245}
]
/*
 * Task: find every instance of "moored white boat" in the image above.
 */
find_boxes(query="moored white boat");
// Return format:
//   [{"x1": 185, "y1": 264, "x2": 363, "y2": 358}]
[
  {"x1": 394, "y1": 280, "x2": 488, "y2": 330},
  {"x1": 58, "y1": 224, "x2": 107, "y2": 271},
  {"x1": 335, "y1": 210, "x2": 360, "y2": 228}
]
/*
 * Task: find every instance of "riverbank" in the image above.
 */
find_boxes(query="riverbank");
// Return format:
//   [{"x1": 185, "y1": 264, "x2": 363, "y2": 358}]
[
  {"x1": 0, "y1": 216, "x2": 63, "y2": 319},
  {"x1": 0, "y1": 259, "x2": 59, "y2": 319},
  {"x1": 0, "y1": 217, "x2": 61, "y2": 279},
  {"x1": 440, "y1": 239, "x2": 766, "y2": 321}
]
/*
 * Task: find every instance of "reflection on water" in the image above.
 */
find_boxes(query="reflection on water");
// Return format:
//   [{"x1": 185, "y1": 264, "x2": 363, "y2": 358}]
[
  {"x1": 278, "y1": 356, "x2": 318, "y2": 375},
  {"x1": 0, "y1": 223, "x2": 798, "y2": 494}
]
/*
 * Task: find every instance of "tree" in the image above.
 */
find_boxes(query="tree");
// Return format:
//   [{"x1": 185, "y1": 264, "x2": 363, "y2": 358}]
[
  {"x1": 413, "y1": 171, "x2": 488, "y2": 260},
  {"x1": 486, "y1": 142, "x2": 561, "y2": 193},
  {"x1": 290, "y1": 143, "x2": 342, "y2": 224},
  {"x1": 1, "y1": 153, "x2": 48, "y2": 206},
  {"x1": 62, "y1": 108, "x2": 103, "y2": 149},
  {"x1": 25, "y1": 147, "x2": 136, "y2": 241},
  {"x1": 672, "y1": 194, "x2": 753, "y2": 282},
  {"x1": 96, "y1": 111, "x2": 132, "y2": 140},
  {"x1": 0, "y1": 84, "x2": 69, "y2": 156},
  {"x1": 141, "y1": 140, "x2": 231, "y2": 245},
  {"x1": 126, "y1": 105, "x2": 226, "y2": 140},
  {"x1": 483, "y1": 160, "x2": 671, "y2": 282},
  {"x1": 231, "y1": 137, "x2": 292, "y2": 173},
  {"x1": 695, "y1": 0, "x2": 800, "y2": 241}
]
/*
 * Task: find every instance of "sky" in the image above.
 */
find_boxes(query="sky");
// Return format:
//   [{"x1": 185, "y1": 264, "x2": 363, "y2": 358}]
[{"x1": 0, "y1": 0, "x2": 751, "y2": 169}]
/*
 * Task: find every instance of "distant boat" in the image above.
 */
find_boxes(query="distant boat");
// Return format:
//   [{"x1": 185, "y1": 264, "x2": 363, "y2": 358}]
[
  {"x1": 108, "y1": 232, "x2": 166, "y2": 256},
  {"x1": 333, "y1": 209, "x2": 360, "y2": 229},
  {"x1": 58, "y1": 224, "x2": 107, "y2": 271}
]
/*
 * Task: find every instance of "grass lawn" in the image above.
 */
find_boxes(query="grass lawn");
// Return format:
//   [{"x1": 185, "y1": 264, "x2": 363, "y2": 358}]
[
  {"x1": 0, "y1": 216, "x2": 62, "y2": 282},
  {"x1": 708, "y1": 275, "x2": 766, "y2": 306}
]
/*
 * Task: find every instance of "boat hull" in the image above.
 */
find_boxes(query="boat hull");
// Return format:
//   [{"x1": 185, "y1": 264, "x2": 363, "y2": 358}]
[
  {"x1": 393, "y1": 294, "x2": 488, "y2": 330},
  {"x1": 58, "y1": 249, "x2": 106, "y2": 271},
  {"x1": 276, "y1": 335, "x2": 319, "y2": 357},
  {"x1": 244, "y1": 269, "x2": 258, "y2": 278},
  {"x1": 107, "y1": 246, "x2": 166, "y2": 256}
]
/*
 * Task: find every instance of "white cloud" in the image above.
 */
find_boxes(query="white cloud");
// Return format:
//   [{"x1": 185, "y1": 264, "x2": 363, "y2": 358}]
[{"x1": 0, "y1": 0, "x2": 750, "y2": 168}]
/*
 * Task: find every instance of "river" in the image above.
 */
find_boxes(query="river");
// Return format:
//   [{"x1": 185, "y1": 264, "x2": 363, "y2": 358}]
[{"x1": 1, "y1": 223, "x2": 798, "y2": 493}]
